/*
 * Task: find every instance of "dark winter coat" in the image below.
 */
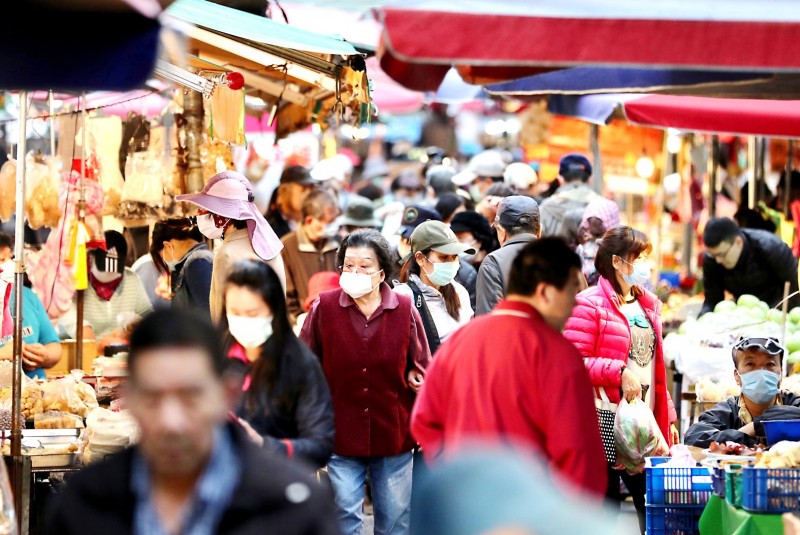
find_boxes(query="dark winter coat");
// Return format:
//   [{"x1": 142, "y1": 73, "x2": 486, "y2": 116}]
[{"x1": 684, "y1": 391, "x2": 800, "y2": 448}]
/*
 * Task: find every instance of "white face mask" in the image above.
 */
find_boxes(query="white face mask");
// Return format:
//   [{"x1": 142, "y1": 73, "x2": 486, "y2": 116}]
[
  {"x1": 0, "y1": 260, "x2": 14, "y2": 284},
  {"x1": 197, "y1": 213, "x2": 227, "y2": 240},
  {"x1": 90, "y1": 263, "x2": 122, "y2": 283},
  {"x1": 339, "y1": 271, "x2": 381, "y2": 299},
  {"x1": 227, "y1": 314, "x2": 273, "y2": 349}
]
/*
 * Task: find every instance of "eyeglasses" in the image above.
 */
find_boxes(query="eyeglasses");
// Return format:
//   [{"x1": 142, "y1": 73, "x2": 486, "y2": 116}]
[
  {"x1": 709, "y1": 245, "x2": 734, "y2": 263},
  {"x1": 732, "y1": 336, "x2": 785, "y2": 357},
  {"x1": 339, "y1": 265, "x2": 383, "y2": 276}
]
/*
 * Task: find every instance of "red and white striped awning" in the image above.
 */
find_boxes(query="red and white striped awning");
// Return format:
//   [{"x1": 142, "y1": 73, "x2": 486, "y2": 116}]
[{"x1": 377, "y1": 1, "x2": 800, "y2": 91}]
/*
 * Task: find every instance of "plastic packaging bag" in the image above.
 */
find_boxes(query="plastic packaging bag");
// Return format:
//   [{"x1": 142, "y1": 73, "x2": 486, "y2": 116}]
[
  {"x1": 0, "y1": 159, "x2": 16, "y2": 222},
  {"x1": 40, "y1": 373, "x2": 97, "y2": 418},
  {"x1": 613, "y1": 398, "x2": 669, "y2": 475},
  {"x1": 34, "y1": 410, "x2": 84, "y2": 429},
  {"x1": 81, "y1": 406, "x2": 138, "y2": 464}
]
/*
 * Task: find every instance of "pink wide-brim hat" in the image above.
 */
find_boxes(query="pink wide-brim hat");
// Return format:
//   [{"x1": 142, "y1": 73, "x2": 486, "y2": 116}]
[{"x1": 175, "y1": 170, "x2": 283, "y2": 261}]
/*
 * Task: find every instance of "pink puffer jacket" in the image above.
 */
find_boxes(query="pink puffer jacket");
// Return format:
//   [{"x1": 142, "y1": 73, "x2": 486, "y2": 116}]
[{"x1": 564, "y1": 277, "x2": 677, "y2": 446}]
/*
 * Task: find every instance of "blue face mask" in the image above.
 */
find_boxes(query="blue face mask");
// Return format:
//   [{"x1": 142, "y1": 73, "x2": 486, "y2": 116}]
[
  {"x1": 424, "y1": 260, "x2": 460, "y2": 287},
  {"x1": 164, "y1": 245, "x2": 179, "y2": 272},
  {"x1": 739, "y1": 369, "x2": 781, "y2": 404},
  {"x1": 618, "y1": 258, "x2": 651, "y2": 287}
]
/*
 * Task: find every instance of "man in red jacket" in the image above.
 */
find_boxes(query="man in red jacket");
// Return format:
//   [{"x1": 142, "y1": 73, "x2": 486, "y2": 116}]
[{"x1": 410, "y1": 238, "x2": 607, "y2": 499}]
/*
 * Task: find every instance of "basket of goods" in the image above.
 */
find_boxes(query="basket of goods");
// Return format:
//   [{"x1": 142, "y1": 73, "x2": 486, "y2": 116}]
[{"x1": 742, "y1": 441, "x2": 800, "y2": 513}]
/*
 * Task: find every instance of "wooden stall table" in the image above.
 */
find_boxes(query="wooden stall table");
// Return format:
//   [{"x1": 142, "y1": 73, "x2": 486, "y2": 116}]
[{"x1": 48, "y1": 340, "x2": 97, "y2": 377}]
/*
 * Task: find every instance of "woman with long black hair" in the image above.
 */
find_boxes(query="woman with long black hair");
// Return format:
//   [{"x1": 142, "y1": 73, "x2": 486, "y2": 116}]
[
  {"x1": 222, "y1": 259, "x2": 334, "y2": 470},
  {"x1": 394, "y1": 220, "x2": 474, "y2": 355}
]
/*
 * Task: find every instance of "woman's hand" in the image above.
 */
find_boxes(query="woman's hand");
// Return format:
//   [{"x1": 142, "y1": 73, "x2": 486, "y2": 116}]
[
  {"x1": 407, "y1": 369, "x2": 424, "y2": 393},
  {"x1": 620, "y1": 368, "x2": 642, "y2": 402},
  {"x1": 670, "y1": 424, "x2": 680, "y2": 445},
  {"x1": 21, "y1": 343, "x2": 47, "y2": 371},
  {"x1": 155, "y1": 274, "x2": 173, "y2": 301},
  {"x1": 235, "y1": 416, "x2": 265, "y2": 447}
]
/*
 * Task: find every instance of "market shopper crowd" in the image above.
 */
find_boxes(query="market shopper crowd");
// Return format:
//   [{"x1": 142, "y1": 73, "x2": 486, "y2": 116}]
[{"x1": 28, "y1": 145, "x2": 800, "y2": 535}]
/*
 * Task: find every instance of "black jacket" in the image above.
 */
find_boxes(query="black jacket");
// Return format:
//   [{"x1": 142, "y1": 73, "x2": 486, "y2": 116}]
[
  {"x1": 44, "y1": 423, "x2": 341, "y2": 535},
  {"x1": 701, "y1": 228, "x2": 800, "y2": 315},
  {"x1": 684, "y1": 391, "x2": 800, "y2": 448},
  {"x1": 228, "y1": 340, "x2": 335, "y2": 469},
  {"x1": 456, "y1": 259, "x2": 477, "y2": 312}
]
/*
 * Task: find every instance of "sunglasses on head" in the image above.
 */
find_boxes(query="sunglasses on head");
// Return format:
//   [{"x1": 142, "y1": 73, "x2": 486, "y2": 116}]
[{"x1": 732, "y1": 336, "x2": 785, "y2": 357}]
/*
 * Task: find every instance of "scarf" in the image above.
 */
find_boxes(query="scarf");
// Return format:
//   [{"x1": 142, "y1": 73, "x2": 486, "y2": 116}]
[{"x1": 88, "y1": 268, "x2": 123, "y2": 301}]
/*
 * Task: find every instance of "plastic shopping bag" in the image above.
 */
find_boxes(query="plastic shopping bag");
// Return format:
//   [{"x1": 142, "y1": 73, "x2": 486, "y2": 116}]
[{"x1": 613, "y1": 398, "x2": 669, "y2": 475}]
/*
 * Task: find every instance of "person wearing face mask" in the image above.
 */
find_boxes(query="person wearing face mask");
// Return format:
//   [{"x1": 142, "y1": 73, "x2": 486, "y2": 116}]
[
  {"x1": 685, "y1": 336, "x2": 800, "y2": 449},
  {"x1": 222, "y1": 259, "x2": 334, "y2": 470},
  {"x1": 396, "y1": 205, "x2": 478, "y2": 313},
  {"x1": 149, "y1": 218, "x2": 214, "y2": 318},
  {"x1": 563, "y1": 226, "x2": 678, "y2": 535},
  {"x1": 0, "y1": 258, "x2": 62, "y2": 379},
  {"x1": 451, "y1": 150, "x2": 507, "y2": 204},
  {"x1": 475, "y1": 196, "x2": 541, "y2": 316},
  {"x1": 175, "y1": 170, "x2": 285, "y2": 323},
  {"x1": 299, "y1": 228, "x2": 431, "y2": 535},
  {"x1": 58, "y1": 230, "x2": 153, "y2": 342},
  {"x1": 394, "y1": 220, "x2": 475, "y2": 354},
  {"x1": 280, "y1": 189, "x2": 341, "y2": 321}
]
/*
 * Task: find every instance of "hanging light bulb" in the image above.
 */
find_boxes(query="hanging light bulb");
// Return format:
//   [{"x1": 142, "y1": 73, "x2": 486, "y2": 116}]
[
  {"x1": 636, "y1": 154, "x2": 655, "y2": 179},
  {"x1": 667, "y1": 131, "x2": 682, "y2": 154}
]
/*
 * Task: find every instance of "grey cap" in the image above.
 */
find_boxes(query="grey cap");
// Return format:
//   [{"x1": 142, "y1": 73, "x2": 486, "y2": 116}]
[
  {"x1": 496, "y1": 195, "x2": 540, "y2": 229},
  {"x1": 337, "y1": 196, "x2": 382, "y2": 228}
]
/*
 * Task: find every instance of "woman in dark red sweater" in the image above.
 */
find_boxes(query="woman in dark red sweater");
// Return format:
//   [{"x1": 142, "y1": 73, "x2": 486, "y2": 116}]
[{"x1": 300, "y1": 229, "x2": 431, "y2": 535}]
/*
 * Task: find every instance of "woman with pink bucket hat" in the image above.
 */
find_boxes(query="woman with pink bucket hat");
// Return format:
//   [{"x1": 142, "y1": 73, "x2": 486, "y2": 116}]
[{"x1": 176, "y1": 170, "x2": 285, "y2": 322}]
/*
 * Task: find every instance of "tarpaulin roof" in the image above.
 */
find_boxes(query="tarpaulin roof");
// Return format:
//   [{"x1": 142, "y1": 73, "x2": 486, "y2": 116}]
[
  {"x1": 377, "y1": 0, "x2": 800, "y2": 92},
  {"x1": 548, "y1": 93, "x2": 800, "y2": 138},
  {"x1": 166, "y1": 0, "x2": 358, "y2": 55}
]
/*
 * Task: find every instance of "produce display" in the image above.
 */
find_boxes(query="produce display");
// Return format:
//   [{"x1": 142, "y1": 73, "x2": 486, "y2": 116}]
[
  {"x1": 709, "y1": 440, "x2": 766, "y2": 457},
  {"x1": 664, "y1": 294, "x2": 795, "y2": 384}
]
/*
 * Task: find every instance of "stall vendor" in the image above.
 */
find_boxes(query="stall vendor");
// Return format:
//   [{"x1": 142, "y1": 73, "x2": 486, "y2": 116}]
[
  {"x1": 57, "y1": 230, "x2": 153, "y2": 342},
  {"x1": 0, "y1": 260, "x2": 62, "y2": 379},
  {"x1": 685, "y1": 336, "x2": 800, "y2": 448}
]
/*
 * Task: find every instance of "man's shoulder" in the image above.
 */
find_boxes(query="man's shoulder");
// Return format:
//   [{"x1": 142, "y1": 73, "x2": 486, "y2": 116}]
[
  {"x1": 280, "y1": 231, "x2": 299, "y2": 248},
  {"x1": 57, "y1": 448, "x2": 134, "y2": 499},
  {"x1": 232, "y1": 443, "x2": 335, "y2": 507}
]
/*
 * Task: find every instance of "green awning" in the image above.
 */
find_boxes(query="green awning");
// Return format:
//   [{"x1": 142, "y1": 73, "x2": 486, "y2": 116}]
[{"x1": 166, "y1": 0, "x2": 359, "y2": 56}]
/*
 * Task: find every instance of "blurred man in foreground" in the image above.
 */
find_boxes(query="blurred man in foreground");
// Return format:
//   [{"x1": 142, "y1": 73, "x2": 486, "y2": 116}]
[{"x1": 45, "y1": 309, "x2": 340, "y2": 535}]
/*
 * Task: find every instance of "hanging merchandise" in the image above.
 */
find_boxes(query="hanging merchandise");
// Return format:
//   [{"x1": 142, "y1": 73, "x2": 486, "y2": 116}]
[
  {"x1": 118, "y1": 116, "x2": 169, "y2": 220},
  {"x1": 27, "y1": 164, "x2": 105, "y2": 320},
  {"x1": 208, "y1": 85, "x2": 246, "y2": 146},
  {"x1": 83, "y1": 116, "x2": 125, "y2": 216},
  {"x1": 0, "y1": 159, "x2": 15, "y2": 223},
  {"x1": 24, "y1": 151, "x2": 61, "y2": 230},
  {"x1": 200, "y1": 137, "x2": 235, "y2": 180}
]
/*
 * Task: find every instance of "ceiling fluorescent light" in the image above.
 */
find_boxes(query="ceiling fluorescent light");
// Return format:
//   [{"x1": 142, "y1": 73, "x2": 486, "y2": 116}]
[{"x1": 154, "y1": 59, "x2": 216, "y2": 97}]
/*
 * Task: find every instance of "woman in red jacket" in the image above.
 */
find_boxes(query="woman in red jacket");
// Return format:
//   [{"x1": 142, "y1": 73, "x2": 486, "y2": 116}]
[
  {"x1": 564, "y1": 226, "x2": 677, "y2": 535},
  {"x1": 300, "y1": 228, "x2": 431, "y2": 535}
]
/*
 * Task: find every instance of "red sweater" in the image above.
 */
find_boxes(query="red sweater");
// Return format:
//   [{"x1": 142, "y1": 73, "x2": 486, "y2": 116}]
[
  {"x1": 410, "y1": 299, "x2": 608, "y2": 498},
  {"x1": 300, "y1": 284, "x2": 431, "y2": 457}
]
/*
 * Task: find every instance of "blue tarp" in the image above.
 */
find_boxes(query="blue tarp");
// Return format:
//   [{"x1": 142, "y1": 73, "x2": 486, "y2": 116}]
[{"x1": 485, "y1": 67, "x2": 769, "y2": 97}]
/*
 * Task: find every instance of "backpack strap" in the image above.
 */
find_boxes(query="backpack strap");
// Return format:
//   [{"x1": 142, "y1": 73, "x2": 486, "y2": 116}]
[{"x1": 405, "y1": 280, "x2": 440, "y2": 354}]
